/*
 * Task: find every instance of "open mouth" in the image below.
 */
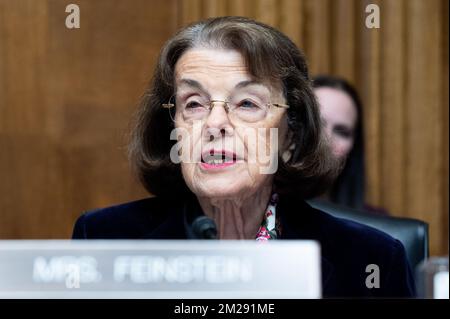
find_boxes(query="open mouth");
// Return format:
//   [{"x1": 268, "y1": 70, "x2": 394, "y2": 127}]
[{"x1": 200, "y1": 149, "x2": 238, "y2": 169}]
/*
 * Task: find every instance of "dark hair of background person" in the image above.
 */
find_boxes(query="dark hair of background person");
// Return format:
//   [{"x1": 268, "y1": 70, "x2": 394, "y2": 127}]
[
  {"x1": 128, "y1": 16, "x2": 340, "y2": 200},
  {"x1": 312, "y1": 75, "x2": 365, "y2": 209}
]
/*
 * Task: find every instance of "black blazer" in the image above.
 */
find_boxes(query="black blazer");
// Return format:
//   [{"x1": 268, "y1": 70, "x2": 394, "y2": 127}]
[{"x1": 72, "y1": 194, "x2": 416, "y2": 298}]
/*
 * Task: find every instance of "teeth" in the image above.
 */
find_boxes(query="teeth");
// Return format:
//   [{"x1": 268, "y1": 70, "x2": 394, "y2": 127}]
[
  {"x1": 203, "y1": 152, "x2": 235, "y2": 165},
  {"x1": 205, "y1": 158, "x2": 233, "y2": 164},
  {"x1": 207, "y1": 159, "x2": 224, "y2": 164}
]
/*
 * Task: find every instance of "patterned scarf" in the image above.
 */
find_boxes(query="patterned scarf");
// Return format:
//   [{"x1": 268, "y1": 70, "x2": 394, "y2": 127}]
[{"x1": 255, "y1": 193, "x2": 282, "y2": 241}]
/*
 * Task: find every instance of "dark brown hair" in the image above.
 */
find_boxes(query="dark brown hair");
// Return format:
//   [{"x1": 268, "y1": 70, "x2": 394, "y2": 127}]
[{"x1": 128, "y1": 16, "x2": 339, "y2": 199}]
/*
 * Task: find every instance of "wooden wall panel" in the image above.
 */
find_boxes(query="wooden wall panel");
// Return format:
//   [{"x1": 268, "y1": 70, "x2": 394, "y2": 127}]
[
  {"x1": 255, "y1": 0, "x2": 279, "y2": 27},
  {"x1": 0, "y1": 0, "x2": 448, "y2": 255},
  {"x1": 358, "y1": 0, "x2": 382, "y2": 205},
  {"x1": 404, "y1": 0, "x2": 445, "y2": 256},
  {"x1": 303, "y1": 0, "x2": 332, "y2": 75},
  {"x1": 331, "y1": 0, "x2": 356, "y2": 80},
  {"x1": 0, "y1": 0, "x2": 177, "y2": 237},
  {"x1": 441, "y1": 0, "x2": 449, "y2": 255},
  {"x1": 204, "y1": 0, "x2": 227, "y2": 18},
  {"x1": 179, "y1": 0, "x2": 203, "y2": 25},
  {"x1": 279, "y1": 0, "x2": 303, "y2": 47},
  {"x1": 379, "y1": 0, "x2": 406, "y2": 225}
]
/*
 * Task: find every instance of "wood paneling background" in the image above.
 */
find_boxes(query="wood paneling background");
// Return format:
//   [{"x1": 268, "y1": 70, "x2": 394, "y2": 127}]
[{"x1": 0, "y1": 0, "x2": 448, "y2": 256}]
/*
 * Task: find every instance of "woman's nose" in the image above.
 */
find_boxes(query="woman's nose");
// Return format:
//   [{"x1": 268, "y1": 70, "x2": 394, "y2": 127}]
[
  {"x1": 204, "y1": 102, "x2": 233, "y2": 140},
  {"x1": 205, "y1": 102, "x2": 231, "y2": 125}
]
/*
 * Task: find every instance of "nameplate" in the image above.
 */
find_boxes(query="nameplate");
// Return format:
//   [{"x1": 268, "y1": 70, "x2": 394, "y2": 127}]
[{"x1": 0, "y1": 240, "x2": 321, "y2": 298}]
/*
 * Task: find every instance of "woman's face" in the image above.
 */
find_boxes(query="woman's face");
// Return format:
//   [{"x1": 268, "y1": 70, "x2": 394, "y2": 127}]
[
  {"x1": 314, "y1": 87, "x2": 357, "y2": 159},
  {"x1": 173, "y1": 48, "x2": 289, "y2": 200}
]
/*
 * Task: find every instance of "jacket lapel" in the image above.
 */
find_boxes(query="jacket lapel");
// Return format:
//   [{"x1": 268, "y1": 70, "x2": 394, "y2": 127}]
[
  {"x1": 278, "y1": 195, "x2": 335, "y2": 290},
  {"x1": 141, "y1": 200, "x2": 188, "y2": 239}
]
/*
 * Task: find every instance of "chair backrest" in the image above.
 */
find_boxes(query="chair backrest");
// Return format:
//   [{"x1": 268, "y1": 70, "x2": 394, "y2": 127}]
[{"x1": 308, "y1": 199, "x2": 429, "y2": 271}]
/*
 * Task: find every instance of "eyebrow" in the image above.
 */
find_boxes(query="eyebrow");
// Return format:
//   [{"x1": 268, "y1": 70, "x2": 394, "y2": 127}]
[{"x1": 177, "y1": 78, "x2": 267, "y2": 92}]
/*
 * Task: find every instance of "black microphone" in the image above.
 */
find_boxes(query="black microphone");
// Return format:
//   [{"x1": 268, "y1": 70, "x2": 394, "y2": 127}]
[{"x1": 191, "y1": 216, "x2": 218, "y2": 239}]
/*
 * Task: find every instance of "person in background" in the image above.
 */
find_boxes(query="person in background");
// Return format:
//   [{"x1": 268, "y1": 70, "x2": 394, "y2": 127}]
[{"x1": 313, "y1": 75, "x2": 387, "y2": 214}]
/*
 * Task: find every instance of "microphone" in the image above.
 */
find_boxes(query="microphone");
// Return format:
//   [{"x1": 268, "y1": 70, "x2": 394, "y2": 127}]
[{"x1": 191, "y1": 216, "x2": 218, "y2": 239}]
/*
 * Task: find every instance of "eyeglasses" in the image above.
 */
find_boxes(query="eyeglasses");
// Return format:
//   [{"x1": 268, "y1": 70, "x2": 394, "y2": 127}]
[{"x1": 162, "y1": 94, "x2": 289, "y2": 124}]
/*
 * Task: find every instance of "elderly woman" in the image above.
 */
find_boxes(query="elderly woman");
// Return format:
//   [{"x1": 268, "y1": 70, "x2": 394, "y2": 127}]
[{"x1": 72, "y1": 17, "x2": 415, "y2": 298}]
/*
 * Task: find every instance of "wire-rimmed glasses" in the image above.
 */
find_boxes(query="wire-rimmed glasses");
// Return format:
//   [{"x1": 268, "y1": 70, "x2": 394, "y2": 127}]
[{"x1": 162, "y1": 94, "x2": 289, "y2": 124}]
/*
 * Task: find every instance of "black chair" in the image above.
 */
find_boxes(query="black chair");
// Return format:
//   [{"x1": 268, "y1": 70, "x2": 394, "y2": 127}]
[{"x1": 308, "y1": 199, "x2": 429, "y2": 271}]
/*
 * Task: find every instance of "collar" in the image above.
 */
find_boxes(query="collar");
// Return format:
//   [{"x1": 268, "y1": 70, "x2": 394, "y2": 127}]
[{"x1": 255, "y1": 193, "x2": 281, "y2": 241}]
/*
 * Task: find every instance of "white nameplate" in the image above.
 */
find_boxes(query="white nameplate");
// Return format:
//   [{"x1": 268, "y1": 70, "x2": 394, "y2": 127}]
[
  {"x1": 434, "y1": 271, "x2": 449, "y2": 299},
  {"x1": 0, "y1": 240, "x2": 321, "y2": 299}
]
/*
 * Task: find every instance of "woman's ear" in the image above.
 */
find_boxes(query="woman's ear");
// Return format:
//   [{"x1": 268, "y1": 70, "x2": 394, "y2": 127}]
[
  {"x1": 282, "y1": 143, "x2": 296, "y2": 163},
  {"x1": 281, "y1": 130, "x2": 295, "y2": 163}
]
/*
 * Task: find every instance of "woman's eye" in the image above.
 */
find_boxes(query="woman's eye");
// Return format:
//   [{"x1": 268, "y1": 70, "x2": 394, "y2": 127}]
[
  {"x1": 334, "y1": 127, "x2": 353, "y2": 139},
  {"x1": 238, "y1": 99, "x2": 258, "y2": 109},
  {"x1": 185, "y1": 101, "x2": 202, "y2": 109}
]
